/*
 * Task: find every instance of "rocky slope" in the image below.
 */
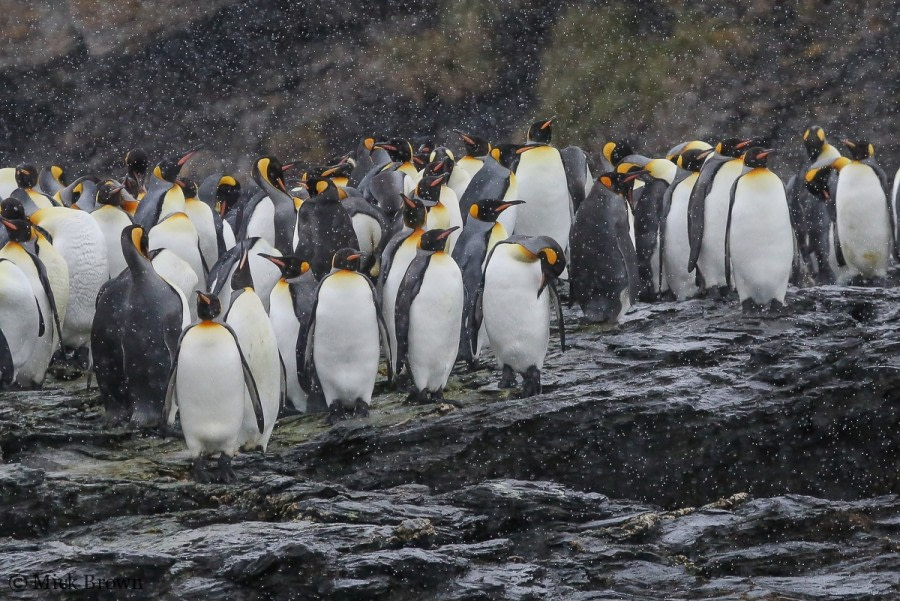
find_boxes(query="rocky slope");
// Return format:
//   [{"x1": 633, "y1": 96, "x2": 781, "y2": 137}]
[
  {"x1": 1, "y1": 0, "x2": 897, "y2": 179},
  {"x1": 2, "y1": 283, "x2": 900, "y2": 599}
]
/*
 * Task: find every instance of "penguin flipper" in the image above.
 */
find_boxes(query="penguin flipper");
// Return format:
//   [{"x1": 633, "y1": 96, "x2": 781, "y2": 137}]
[
  {"x1": 687, "y1": 160, "x2": 724, "y2": 273},
  {"x1": 560, "y1": 146, "x2": 589, "y2": 213},
  {"x1": 658, "y1": 177, "x2": 680, "y2": 290},
  {"x1": 548, "y1": 279, "x2": 566, "y2": 353},
  {"x1": 27, "y1": 249, "x2": 63, "y2": 354},
  {"x1": 616, "y1": 211, "x2": 641, "y2": 305},
  {"x1": 35, "y1": 296, "x2": 45, "y2": 338},
  {"x1": 163, "y1": 326, "x2": 194, "y2": 427},
  {"x1": 278, "y1": 353, "x2": 287, "y2": 414},
  {"x1": 871, "y1": 162, "x2": 899, "y2": 259},
  {"x1": 725, "y1": 176, "x2": 741, "y2": 288},
  {"x1": 223, "y1": 323, "x2": 264, "y2": 434},
  {"x1": 298, "y1": 279, "x2": 323, "y2": 394},
  {"x1": 394, "y1": 255, "x2": 429, "y2": 376},
  {"x1": 0, "y1": 328, "x2": 14, "y2": 387}
]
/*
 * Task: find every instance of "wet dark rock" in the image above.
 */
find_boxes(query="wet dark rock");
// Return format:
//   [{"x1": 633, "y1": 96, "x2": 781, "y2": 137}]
[{"x1": 2, "y1": 283, "x2": 900, "y2": 598}]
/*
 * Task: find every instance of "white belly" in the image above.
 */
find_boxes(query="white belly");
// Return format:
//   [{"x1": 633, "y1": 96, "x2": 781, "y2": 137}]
[
  {"x1": 226, "y1": 290, "x2": 281, "y2": 451},
  {"x1": 513, "y1": 148, "x2": 572, "y2": 251},
  {"x1": 448, "y1": 167, "x2": 471, "y2": 200},
  {"x1": 314, "y1": 273, "x2": 380, "y2": 408},
  {"x1": 0, "y1": 260, "x2": 40, "y2": 375},
  {"x1": 457, "y1": 157, "x2": 484, "y2": 179},
  {"x1": 698, "y1": 160, "x2": 745, "y2": 288},
  {"x1": 34, "y1": 237, "x2": 69, "y2": 329},
  {"x1": 269, "y1": 281, "x2": 306, "y2": 411},
  {"x1": 425, "y1": 188, "x2": 463, "y2": 254},
  {"x1": 91, "y1": 206, "x2": 133, "y2": 279},
  {"x1": 407, "y1": 255, "x2": 463, "y2": 392},
  {"x1": 32, "y1": 208, "x2": 107, "y2": 350},
  {"x1": 185, "y1": 200, "x2": 219, "y2": 269},
  {"x1": 482, "y1": 247, "x2": 550, "y2": 374},
  {"x1": 175, "y1": 325, "x2": 248, "y2": 457},
  {"x1": 352, "y1": 213, "x2": 382, "y2": 255},
  {"x1": 729, "y1": 171, "x2": 794, "y2": 304},
  {"x1": 383, "y1": 236, "x2": 420, "y2": 372},
  {"x1": 246, "y1": 197, "x2": 276, "y2": 247},
  {"x1": 836, "y1": 163, "x2": 891, "y2": 278},
  {"x1": 0, "y1": 168, "x2": 15, "y2": 199},
  {"x1": 497, "y1": 173, "x2": 519, "y2": 233},
  {"x1": 222, "y1": 220, "x2": 236, "y2": 250},
  {"x1": 663, "y1": 176, "x2": 699, "y2": 300},
  {"x1": 149, "y1": 213, "x2": 206, "y2": 295},
  {"x1": 151, "y1": 250, "x2": 199, "y2": 322},
  {"x1": 216, "y1": 239, "x2": 282, "y2": 314}
]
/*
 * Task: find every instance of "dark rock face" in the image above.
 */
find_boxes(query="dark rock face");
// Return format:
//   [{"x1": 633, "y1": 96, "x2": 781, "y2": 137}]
[{"x1": 2, "y1": 284, "x2": 900, "y2": 598}]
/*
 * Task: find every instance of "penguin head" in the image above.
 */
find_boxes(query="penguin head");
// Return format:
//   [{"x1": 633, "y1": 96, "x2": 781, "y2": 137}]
[
  {"x1": 196, "y1": 291, "x2": 222, "y2": 321},
  {"x1": 179, "y1": 178, "x2": 199, "y2": 200},
  {"x1": 153, "y1": 146, "x2": 201, "y2": 183},
  {"x1": 526, "y1": 116, "x2": 555, "y2": 144},
  {"x1": 599, "y1": 170, "x2": 647, "y2": 197},
  {"x1": 469, "y1": 199, "x2": 525, "y2": 223},
  {"x1": 313, "y1": 162, "x2": 354, "y2": 181},
  {"x1": 15, "y1": 164, "x2": 38, "y2": 189},
  {"x1": 373, "y1": 139, "x2": 413, "y2": 163},
  {"x1": 425, "y1": 157, "x2": 452, "y2": 178},
  {"x1": 603, "y1": 141, "x2": 634, "y2": 167},
  {"x1": 306, "y1": 175, "x2": 346, "y2": 202},
  {"x1": 252, "y1": 156, "x2": 289, "y2": 194},
  {"x1": 123, "y1": 225, "x2": 150, "y2": 259},
  {"x1": 743, "y1": 147, "x2": 776, "y2": 169},
  {"x1": 216, "y1": 175, "x2": 241, "y2": 217},
  {"x1": 454, "y1": 130, "x2": 491, "y2": 157},
  {"x1": 0, "y1": 197, "x2": 27, "y2": 221},
  {"x1": 125, "y1": 148, "x2": 150, "y2": 176},
  {"x1": 429, "y1": 146, "x2": 455, "y2": 166},
  {"x1": 676, "y1": 148, "x2": 713, "y2": 172},
  {"x1": 231, "y1": 249, "x2": 255, "y2": 291},
  {"x1": 400, "y1": 194, "x2": 427, "y2": 229},
  {"x1": 46, "y1": 165, "x2": 67, "y2": 187},
  {"x1": 842, "y1": 139, "x2": 874, "y2": 161},
  {"x1": 416, "y1": 173, "x2": 449, "y2": 204},
  {"x1": 715, "y1": 138, "x2": 751, "y2": 158},
  {"x1": 96, "y1": 181, "x2": 126, "y2": 207},
  {"x1": 418, "y1": 227, "x2": 459, "y2": 253},
  {"x1": 803, "y1": 166, "x2": 833, "y2": 201},
  {"x1": 491, "y1": 143, "x2": 523, "y2": 171},
  {"x1": 260, "y1": 253, "x2": 310, "y2": 280},
  {"x1": 332, "y1": 248, "x2": 363, "y2": 272},
  {"x1": 0, "y1": 217, "x2": 33, "y2": 243},
  {"x1": 413, "y1": 138, "x2": 435, "y2": 168},
  {"x1": 803, "y1": 126, "x2": 827, "y2": 160}
]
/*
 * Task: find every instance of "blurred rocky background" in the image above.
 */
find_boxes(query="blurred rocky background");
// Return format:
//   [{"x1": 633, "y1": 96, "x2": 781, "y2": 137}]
[{"x1": 0, "y1": 0, "x2": 897, "y2": 180}]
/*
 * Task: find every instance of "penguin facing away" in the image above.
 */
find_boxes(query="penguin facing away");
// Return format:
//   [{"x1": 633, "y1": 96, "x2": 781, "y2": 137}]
[
  {"x1": 475, "y1": 235, "x2": 566, "y2": 398},
  {"x1": 304, "y1": 249, "x2": 391, "y2": 424},
  {"x1": 294, "y1": 176, "x2": 359, "y2": 280},
  {"x1": 91, "y1": 181, "x2": 134, "y2": 279},
  {"x1": 726, "y1": 148, "x2": 794, "y2": 310},
  {"x1": 164, "y1": 291, "x2": 264, "y2": 483},
  {"x1": 395, "y1": 227, "x2": 464, "y2": 404}
]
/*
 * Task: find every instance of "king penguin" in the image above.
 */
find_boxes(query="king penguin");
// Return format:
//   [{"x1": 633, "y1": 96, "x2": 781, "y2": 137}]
[
  {"x1": 0, "y1": 258, "x2": 41, "y2": 387},
  {"x1": 92, "y1": 225, "x2": 186, "y2": 427},
  {"x1": 452, "y1": 199, "x2": 524, "y2": 368},
  {"x1": 456, "y1": 131, "x2": 520, "y2": 233},
  {"x1": 238, "y1": 156, "x2": 299, "y2": 255},
  {"x1": 659, "y1": 147, "x2": 713, "y2": 300},
  {"x1": 182, "y1": 178, "x2": 223, "y2": 271},
  {"x1": 123, "y1": 148, "x2": 150, "y2": 200},
  {"x1": 395, "y1": 227, "x2": 464, "y2": 404},
  {"x1": 164, "y1": 291, "x2": 264, "y2": 482},
  {"x1": 37, "y1": 165, "x2": 66, "y2": 197},
  {"x1": 225, "y1": 250, "x2": 282, "y2": 452},
  {"x1": 294, "y1": 176, "x2": 359, "y2": 280},
  {"x1": 90, "y1": 181, "x2": 134, "y2": 279},
  {"x1": 475, "y1": 235, "x2": 566, "y2": 397},
  {"x1": 133, "y1": 147, "x2": 200, "y2": 229},
  {"x1": 419, "y1": 172, "x2": 463, "y2": 254},
  {"x1": 303, "y1": 249, "x2": 390, "y2": 423},
  {"x1": 569, "y1": 172, "x2": 641, "y2": 323},
  {"x1": 207, "y1": 236, "x2": 282, "y2": 314},
  {"x1": 726, "y1": 148, "x2": 794, "y2": 310},
  {"x1": 625, "y1": 158, "x2": 676, "y2": 300}
]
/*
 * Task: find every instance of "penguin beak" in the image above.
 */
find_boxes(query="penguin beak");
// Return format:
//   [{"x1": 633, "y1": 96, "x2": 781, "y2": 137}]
[
  {"x1": 196, "y1": 291, "x2": 211, "y2": 304},
  {"x1": 282, "y1": 163, "x2": 295, "y2": 172},
  {"x1": 402, "y1": 194, "x2": 417, "y2": 209},
  {"x1": 436, "y1": 226, "x2": 460, "y2": 240},
  {"x1": 454, "y1": 130, "x2": 475, "y2": 145},
  {"x1": 697, "y1": 149, "x2": 714, "y2": 160},
  {"x1": 540, "y1": 116, "x2": 557, "y2": 130},
  {"x1": 177, "y1": 145, "x2": 203, "y2": 166},
  {"x1": 757, "y1": 149, "x2": 776, "y2": 159},
  {"x1": 0, "y1": 217, "x2": 17, "y2": 231},
  {"x1": 346, "y1": 253, "x2": 361, "y2": 261},
  {"x1": 622, "y1": 170, "x2": 649, "y2": 184},
  {"x1": 497, "y1": 200, "x2": 526, "y2": 212},
  {"x1": 515, "y1": 145, "x2": 537, "y2": 155},
  {"x1": 842, "y1": 139, "x2": 856, "y2": 149},
  {"x1": 374, "y1": 142, "x2": 397, "y2": 152},
  {"x1": 259, "y1": 253, "x2": 285, "y2": 268},
  {"x1": 175, "y1": 179, "x2": 186, "y2": 188},
  {"x1": 736, "y1": 139, "x2": 753, "y2": 150}
]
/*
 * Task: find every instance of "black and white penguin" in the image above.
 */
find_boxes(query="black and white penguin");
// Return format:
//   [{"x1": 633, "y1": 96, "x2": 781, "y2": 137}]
[
  {"x1": 90, "y1": 181, "x2": 134, "y2": 279},
  {"x1": 92, "y1": 225, "x2": 186, "y2": 427},
  {"x1": 340, "y1": 191, "x2": 388, "y2": 278},
  {"x1": 452, "y1": 199, "x2": 524, "y2": 368},
  {"x1": 224, "y1": 250, "x2": 282, "y2": 452},
  {"x1": 182, "y1": 178, "x2": 223, "y2": 271},
  {"x1": 37, "y1": 165, "x2": 66, "y2": 197},
  {"x1": 164, "y1": 291, "x2": 263, "y2": 482},
  {"x1": 569, "y1": 172, "x2": 641, "y2": 323},
  {"x1": 686, "y1": 138, "x2": 752, "y2": 294},
  {"x1": 0, "y1": 217, "x2": 63, "y2": 388},
  {"x1": 262, "y1": 253, "x2": 316, "y2": 413},
  {"x1": 513, "y1": 120, "x2": 573, "y2": 255},
  {"x1": 625, "y1": 158, "x2": 676, "y2": 300},
  {"x1": 294, "y1": 177, "x2": 359, "y2": 280},
  {"x1": 15, "y1": 163, "x2": 59, "y2": 211},
  {"x1": 830, "y1": 140, "x2": 895, "y2": 281},
  {"x1": 475, "y1": 235, "x2": 566, "y2": 397},
  {"x1": 0, "y1": 258, "x2": 41, "y2": 387},
  {"x1": 456, "y1": 131, "x2": 520, "y2": 233},
  {"x1": 453, "y1": 130, "x2": 492, "y2": 179},
  {"x1": 133, "y1": 147, "x2": 199, "y2": 229},
  {"x1": 197, "y1": 173, "x2": 241, "y2": 254},
  {"x1": 207, "y1": 236, "x2": 282, "y2": 314},
  {"x1": 303, "y1": 249, "x2": 390, "y2": 423},
  {"x1": 238, "y1": 156, "x2": 299, "y2": 255},
  {"x1": 373, "y1": 138, "x2": 419, "y2": 180},
  {"x1": 379, "y1": 195, "x2": 427, "y2": 376},
  {"x1": 123, "y1": 148, "x2": 150, "y2": 200},
  {"x1": 726, "y1": 148, "x2": 794, "y2": 310},
  {"x1": 419, "y1": 172, "x2": 463, "y2": 254},
  {"x1": 659, "y1": 146, "x2": 713, "y2": 300},
  {"x1": 395, "y1": 227, "x2": 464, "y2": 403}
]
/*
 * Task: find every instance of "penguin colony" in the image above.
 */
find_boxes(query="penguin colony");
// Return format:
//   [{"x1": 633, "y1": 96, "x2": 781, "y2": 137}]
[{"x1": 0, "y1": 122, "x2": 897, "y2": 482}]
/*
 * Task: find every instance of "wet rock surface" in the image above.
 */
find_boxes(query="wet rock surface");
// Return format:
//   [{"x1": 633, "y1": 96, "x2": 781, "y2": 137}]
[{"x1": 2, "y1": 284, "x2": 900, "y2": 599}]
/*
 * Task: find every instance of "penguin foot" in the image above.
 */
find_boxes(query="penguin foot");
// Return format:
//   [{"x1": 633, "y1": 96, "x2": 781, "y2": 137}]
[
  {"x1": 741, "y1": 299, "x2": 761, "y2": 314},
  {"x1": 354, "y1": 399, "x2": 370, "y2": 418},
  {"x1": 466, "y1": 359, "x2": 483, "y2": 372},
  {"x1": 520, "y1": 366, "x2": 542, "y2": 398},
  {"x1": 499, "y1": 365, "x2": 517, "y2": 389},
  {"x1": 404, "y1": 390, "x2": 430, "y2": 404},
  {"x1": 216, "y1": 454, "x2": 237, "y2": 483},
  {"x1": 767, "y1": 300, "x2": 787, "y2": 314},
  {"x1": 327, "y1": 403, "x2": 346, "y2": 425},
  {"x1": 192, "y1": 457, "x2": 212, "y2": 483}
]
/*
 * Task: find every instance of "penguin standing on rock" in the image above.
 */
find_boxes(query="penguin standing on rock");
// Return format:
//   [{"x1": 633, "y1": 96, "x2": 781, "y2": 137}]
[
  {"x1": 92, "y1": 225, "x2": 186, "y2": 427},
  {"x1": 726, "y1": 148, "x2": 794, "y2": 310},
  {"x1": 569, "y1": 171, "x2": 641, "y2": 323},
  {"x1": 164, "y1": 291, "x2": 264, "y2": 483},
  {"x1": 476, "y1": 235, "x2": 566, "y2": 397},
  {"x1": 303, "y1": 249, "x2": 391, "y2": 424},
  {"x1": 395, "y1": 227, "x2": 464, "y2": 404}
]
